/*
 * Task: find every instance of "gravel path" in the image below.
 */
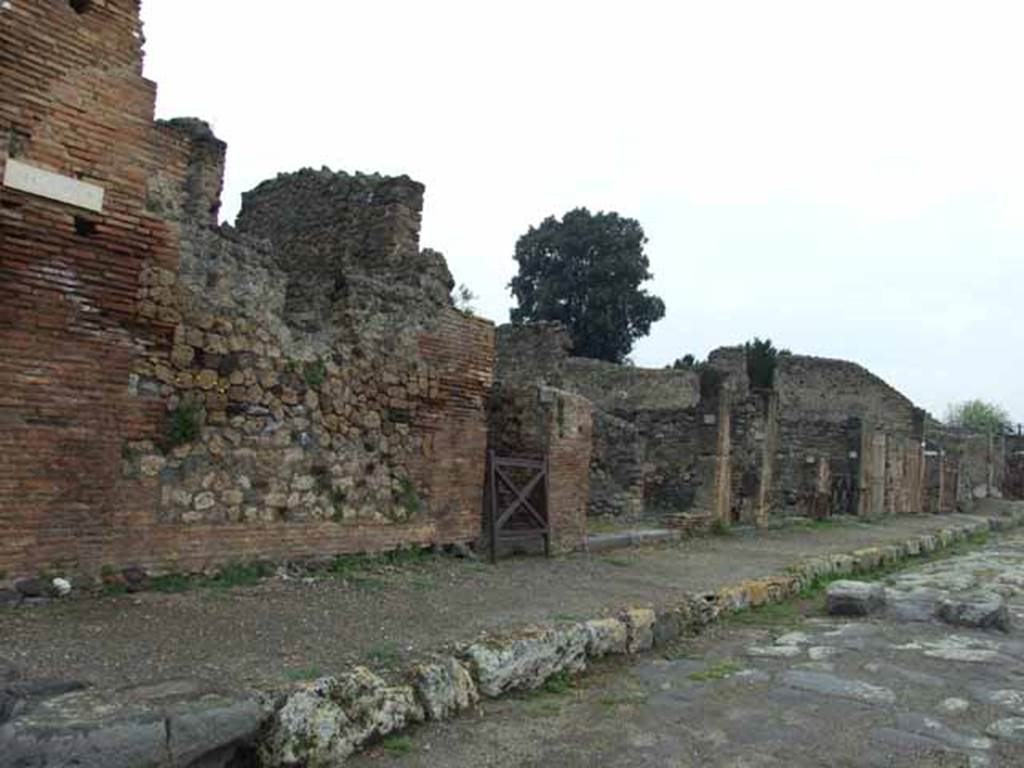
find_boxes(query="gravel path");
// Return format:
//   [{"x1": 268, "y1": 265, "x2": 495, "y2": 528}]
[{"x1": 0, "y1": 512, "x2": 1001, "y2": 693}]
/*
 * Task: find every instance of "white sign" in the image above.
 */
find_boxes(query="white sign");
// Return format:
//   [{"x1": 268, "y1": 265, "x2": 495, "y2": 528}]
[{"x1": 3, "y1": 158, "x2": 104, "y2": 212}]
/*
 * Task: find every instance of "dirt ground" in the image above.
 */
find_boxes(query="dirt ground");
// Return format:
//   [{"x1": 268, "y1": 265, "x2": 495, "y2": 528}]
[{"x1": 1, "y1": 513, "x2": 1000, "y2": 695}]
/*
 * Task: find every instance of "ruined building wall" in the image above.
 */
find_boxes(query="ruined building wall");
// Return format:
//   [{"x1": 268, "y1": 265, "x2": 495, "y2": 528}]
[
  {"x1": 0, "y1": 1, "x2": 494, "y2": 579},
  {"x1": 494, "y1": 322, "x2": 571, "y2": 388},
  {"x1": 496, "y1": 325, "x2": 1007, "y2": 525},
  {"x1": 728, "y1": 352, "x2": 928, "y2": 519},
  {"x1": 1006, "y1": 435, "x2": 1024, "y2": 500},
  {"x1": 486, "y1": 385, "x2": 592, "y2": 552},
  {"x1": 926, "y1": 429, "x2": 1007, "y2": 507},
  {"x1": 774, "y1": 355, "x2": 919, "y2": 432},
  {"x1": 120, "y1": 163, "x2": 496, "y2": 566},
  {"x1": 495, "y1": 324, "x2": 719, "y2": 519},
  {"x1": 588, "y1": 412, "x2": 645, "y2": 519}
]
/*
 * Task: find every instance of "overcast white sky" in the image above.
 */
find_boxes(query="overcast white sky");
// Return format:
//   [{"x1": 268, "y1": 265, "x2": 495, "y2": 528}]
[{"x1": 140, "y1": 1, "x2": 1024, "y2": 426}]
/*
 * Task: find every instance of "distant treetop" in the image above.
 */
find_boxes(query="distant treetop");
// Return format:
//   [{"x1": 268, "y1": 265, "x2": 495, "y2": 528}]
[
  {"x1": 508, "y1": 208, "x2": 665, "y2": 364},
  {"x1": 945, "y1": 399, "x2": 1013, "y2": 435}
]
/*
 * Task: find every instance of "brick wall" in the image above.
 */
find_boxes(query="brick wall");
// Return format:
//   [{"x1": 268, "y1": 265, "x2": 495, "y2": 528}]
[{"x1": 0, "y1": 0, "x2": 494, "y2": 580}]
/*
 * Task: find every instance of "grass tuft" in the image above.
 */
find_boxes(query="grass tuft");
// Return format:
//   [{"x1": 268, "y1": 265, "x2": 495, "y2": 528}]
[
  {"x1": 366, "y1": 641, "x2": 402, "y2": 668},
  {"x1": 285, "y1": 665, "x2": 324, "y2": 682},
  {"x1": 688, "y1": 660, "x2": 742, "y2": 682},
  {"x1": 381, "y1": 734, "x2": 414, "y2": 756}
]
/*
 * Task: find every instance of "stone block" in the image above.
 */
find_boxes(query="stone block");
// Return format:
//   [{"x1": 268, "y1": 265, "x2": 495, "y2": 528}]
[
  {"x1": 408, "y1": 657, "x2": 478, "y2": 721},
  {"x1": 622, "y1": 607, "x2": 656, "y2": 654},
  {"x1": 939, "y1": 592, "x2": 1010, "y2": 632},
  {"x1": 583, "y1": 618, "x2": 628, "y2": 658},
  {"x1": 261, "y1": 669, "x2": 423, "y2": 767},
  {"x1": 461, "y1": 625, "x2": 588, "y2": 697},
  {"x1": 826, "y1": 580, "x2": 886, "y2": 617}
]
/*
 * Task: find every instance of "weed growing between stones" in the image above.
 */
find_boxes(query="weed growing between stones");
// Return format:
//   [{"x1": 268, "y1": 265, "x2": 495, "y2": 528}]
[
  {"x1": 163, "y1": 401, "x2": 201, "y2": 449},
  {"x1": 710, "y1": 518, "x2": 733, "y2": 537},
  {"x1": 381, "y1": 734, "x2": 414, "y2": 756},
  {"x1": 327, "y1": 546, "x2": 434, "y2": 579},
  {"x1": 366, "y1": 641, "x2": 402, "y2": 669},
  {"x1": 723, "y1": 601, "x2": 805, "y2": 627},
  {"x1": 284, "y1": 665, "x2": 324, "y2": 682},
  {"x1": 139, "y1": 561, "x2": 274, "y2": 594},
  {"x1": 688, "y1": 659, "x2": 742, "y2": 682},
  {"x1": 602, "y1": 556, "x2": 633, "y2": 568},
  {"x1": 541, "y1": 669, "x2": 577, "y2": 695},
  {"x1": 302, "y1": 358, "x2": 327, "y2": 389},
  {"x1": 393, "y1": 476, "x2": 422, "y2": 517}
]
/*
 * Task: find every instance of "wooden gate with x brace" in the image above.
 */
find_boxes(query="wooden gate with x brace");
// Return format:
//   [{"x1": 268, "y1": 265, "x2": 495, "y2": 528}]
[{"x1": 486, "y1": 450, "x2": 551, "y2": 563}]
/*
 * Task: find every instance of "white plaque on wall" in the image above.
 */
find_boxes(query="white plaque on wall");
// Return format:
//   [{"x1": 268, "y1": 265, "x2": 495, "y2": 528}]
[{"x1": 3, "y1": 158, "x2": 104, "y2": 212}]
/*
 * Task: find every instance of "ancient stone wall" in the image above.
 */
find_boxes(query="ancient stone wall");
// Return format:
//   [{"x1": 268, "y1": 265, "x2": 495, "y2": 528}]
[
  {"x1": 562, "y1": 358, "x2": 699, "y2": 414},
  {"x1": 495, "y1": 323, "x2": 710, "y2": 519},
  {"x1": 486, "y1": 385, "x2": 592, "y2": 552},
  {"x1": 588, "y1": 412, "x2": 644, "y2": 519},
  {"x1": 495, "y1": 327, "x2": 1010, "y2": 526},
  {"x1": 727, "y1": 392, "x2": 779, "y2": 524},
  {"x1": 774, "y1": 354, "x2": 919, "y2": 432},
  {"x1": 494, "y1": 322, "x2": 571, "y2": 388},
  {"x1": 927, "y1": 429, "x2": 1007, "y2": 507},
  {"x1": 710, "y1": 350, "x2": 932, "y2": 521},
  {"x1": 1006, "y1": 435, "x2": 1024, "y2": 500},
  {"x1": 0, "y1": 0, "x2": 494, "y2": 580}
]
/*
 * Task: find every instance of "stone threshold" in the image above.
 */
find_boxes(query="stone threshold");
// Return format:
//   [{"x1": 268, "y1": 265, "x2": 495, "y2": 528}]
[
  {"x1": 3, "y1": 509, "x2": 1022, "y2": 766},
  {"x1": 585, "y1": 527, "x2": 682, "y2": 552}
]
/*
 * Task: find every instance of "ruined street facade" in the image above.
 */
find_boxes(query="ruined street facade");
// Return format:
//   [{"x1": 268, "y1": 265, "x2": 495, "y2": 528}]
[{"x1": 1, "y1": 0, "x2": 1020, "y2": 586}]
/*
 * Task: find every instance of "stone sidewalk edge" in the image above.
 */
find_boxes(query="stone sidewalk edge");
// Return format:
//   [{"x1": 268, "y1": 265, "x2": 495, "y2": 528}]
[{"x1": 256, "y1": 510, "x2": 1024, "y2": 765}]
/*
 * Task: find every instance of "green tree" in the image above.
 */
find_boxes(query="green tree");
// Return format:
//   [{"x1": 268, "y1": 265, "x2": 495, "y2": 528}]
[
  {"x1": 509, "y1": 208, "x2": 666, "y2": 363},
  {"x1": 670, "y1": 353, "x2": 696, "y2": 370},
  {"x1": 745, "y1": 338, "x2": 790, "y2": 389},
  {"x1": 945, "y1": 399, "x2": 1012, "y2": 434}
]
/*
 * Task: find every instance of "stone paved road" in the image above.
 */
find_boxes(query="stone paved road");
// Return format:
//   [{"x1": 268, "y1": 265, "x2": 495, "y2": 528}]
[{"x1": 352, "y1": 530, "x2": 1024, "y2": 767}]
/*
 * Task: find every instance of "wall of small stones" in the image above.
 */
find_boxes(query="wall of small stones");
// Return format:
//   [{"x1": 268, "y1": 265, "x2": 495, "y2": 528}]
[
  {"x1": 126, "y1": 154, "x2": 497, "y2": 564},
  {"x1": 588, "y1": 411, "x2": 645, "y2": 518}
]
